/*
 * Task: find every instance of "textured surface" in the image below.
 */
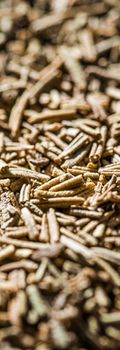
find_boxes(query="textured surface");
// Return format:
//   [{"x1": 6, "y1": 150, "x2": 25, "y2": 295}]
[{"x1": 0, "y1": 1, "x2": 120, "y2": 349}]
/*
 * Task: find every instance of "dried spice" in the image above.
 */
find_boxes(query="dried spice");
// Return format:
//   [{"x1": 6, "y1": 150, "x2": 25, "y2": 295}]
[{"x1": 0, "y1": 1, "x2": 120, "y2": 350}]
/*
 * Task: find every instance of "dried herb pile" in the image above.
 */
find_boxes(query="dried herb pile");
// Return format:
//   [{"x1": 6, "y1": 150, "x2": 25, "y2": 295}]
[{"x1": 0, "y1": 0, "x2": 120, "y2": 349}]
